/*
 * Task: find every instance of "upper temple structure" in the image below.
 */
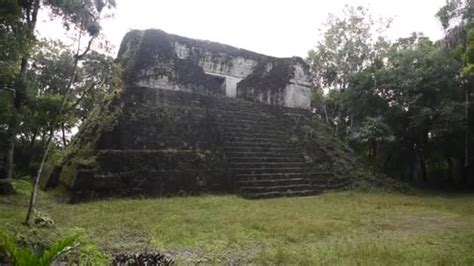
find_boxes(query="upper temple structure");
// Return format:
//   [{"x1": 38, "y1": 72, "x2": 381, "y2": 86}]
[
  {"x1": 48, "y1": 29, "x2": 361, "y2": 201},
  {"x1": 117, "y1": 29, "x2": 312, "y2": 109}
]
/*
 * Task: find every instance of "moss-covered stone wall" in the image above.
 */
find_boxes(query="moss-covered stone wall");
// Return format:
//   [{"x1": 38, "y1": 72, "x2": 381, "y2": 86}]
[{"x1": 57, "y1": 87, "x2": 230, "y2": 201}]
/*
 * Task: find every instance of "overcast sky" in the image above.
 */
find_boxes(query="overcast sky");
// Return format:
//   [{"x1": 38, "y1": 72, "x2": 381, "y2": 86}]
[{"x1": 39, "y1": 0, "x2": 447, "y2": 58}]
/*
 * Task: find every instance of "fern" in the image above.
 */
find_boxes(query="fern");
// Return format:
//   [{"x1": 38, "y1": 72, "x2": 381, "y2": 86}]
[{"x1": 0, "y1": 230, "x2": 79, "y2": 266}]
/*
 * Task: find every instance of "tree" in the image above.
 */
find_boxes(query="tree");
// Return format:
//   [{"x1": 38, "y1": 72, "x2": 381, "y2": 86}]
[
  {"x1": 7, "y1": 39, "x2": 121, "y2": 175},
  {"x1": 307, "y1": 5, "x2": 391, "y2": 137},
  {"x1": 349, "y1": 116, "x2": 395, "y2": 171},
  {"x1": 0, "y1": 0, "x2": 117, "y2": 225},
  {"x1": 437, "y1": 0, "x2": 474, "y2": 173},
  {"x1": 308, "y1": 5, "x2": 390, "y2": 91},
  {"x1": 436, "y1": 0, "x2": 474, "y2": 47},
  {"x1": 354, "y1": 34, "x2": 463, "y2": 183},
  {"x1": 1, "y1": 0, "x2": 116, "y2": 180}
]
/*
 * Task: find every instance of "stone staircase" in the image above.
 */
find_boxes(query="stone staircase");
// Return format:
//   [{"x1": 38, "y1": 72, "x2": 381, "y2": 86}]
[
  {"x1": 209, "y1": 97, "x2": 350, "y2": 199},
  {"x1": 86, "y1": 88, "x2": 350, "y2": 200}
]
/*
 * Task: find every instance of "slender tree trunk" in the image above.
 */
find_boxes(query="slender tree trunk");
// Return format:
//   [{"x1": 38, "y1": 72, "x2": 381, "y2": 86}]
[
  {"x1": 465, "y1": 85, "x2": 469, "y2": 167},
  {"x1": 446, "y1": 155, "x2": 454, "y2": 183},
  {"x1": 61, "y1": 123, "x2": 67, "y2": 147},
  {"x1": 29, "y1": 131, "x2": 37, "y2": 149},
  {"x1": 24, "y1": 136, "x2": 52, "y2": 224},
  {"x1": 420, "y1": 148, "x2": 427, "y2": 182},
  {"x1": 372, "y1": 140, "x2": 377, "y2": 173},
  {"x1": 4, "y1": 100, "x2": 15, "y2": 179},
  {"x1": 411, "y1": 146, "x2": 421, "y2": 184},
  {"x1": 384, "y1": 152, "x2": 392, "y2": 172},
  {"x1": 25, "y1": 35, "x2": 95, "y2": 225},
  {"x1": 6, "y1": 56, "x2": 27, "y2": 179},
  {"x1": 323, "y1": 104, "x2": 329, "y2": 124},
  {"x1": 6, "y1": 133, "x2": 15, "y2": 179}
]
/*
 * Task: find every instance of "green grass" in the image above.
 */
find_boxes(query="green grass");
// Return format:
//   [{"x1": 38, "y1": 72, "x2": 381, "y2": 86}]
[{"x1": 1, "y1": 181, "x2": 474, "y2": 264}]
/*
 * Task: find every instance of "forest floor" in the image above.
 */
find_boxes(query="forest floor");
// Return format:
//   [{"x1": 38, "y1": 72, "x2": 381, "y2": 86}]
[{"x1": 1, "y1": 179, "x2": 474, "y2": 264}]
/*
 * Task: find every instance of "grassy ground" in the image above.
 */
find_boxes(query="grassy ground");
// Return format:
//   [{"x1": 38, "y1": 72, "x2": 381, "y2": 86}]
[{"x1": 1, "y1": 180, "x2": 474, "y2": 265}]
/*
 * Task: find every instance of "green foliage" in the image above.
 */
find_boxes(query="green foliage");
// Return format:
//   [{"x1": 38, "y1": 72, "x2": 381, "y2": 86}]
[
  {"x1": 349, "y1": 116, "x2": 395, "y2": 145},
  {"x1": 0, "y1": 37, "x2": 122, "y2": 177},
  {"x1": 462, "y1": 24, "x2": 474, "y2": 76},
  {"x1": 0, "y1": 0, "x2": 117, "y2": 182},
  {"x1": 55, "y1": 89, "x2": 123, "y2": 187},
  {"x1": 436, "y1": 0, "x2": 474, "y2": 30},
  {"x1": 310, "y1": 7, "x2": 469, "y2": 182},
  {"x1": 10, "y1": 178, "x2": 33, "y2": 196},
  {"x1": 308, "y1": 5, "x2": 390, "y2": 92},
  {"x1": 32, "y1": 211, "x2": 55, "y2": 228},
  {"x1": 0, "y1": 230, "x2": 79, "y2": 266},
  {"x1": 308, "y1": 4, "x2": 472, "y2": 184},
  {"x1": 47, "y1": 0, "x2": 115, "y2": 36}
]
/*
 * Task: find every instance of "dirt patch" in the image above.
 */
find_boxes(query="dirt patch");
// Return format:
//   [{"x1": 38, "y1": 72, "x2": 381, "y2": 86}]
[{"x1": 395, "y1": 213, "x2": 473, "y2": 233}]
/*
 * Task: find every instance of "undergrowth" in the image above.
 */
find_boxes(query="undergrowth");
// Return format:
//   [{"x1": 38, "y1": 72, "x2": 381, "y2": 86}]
[{"x1": 1, "y1": 181, "x2": 473, "y2": 264}]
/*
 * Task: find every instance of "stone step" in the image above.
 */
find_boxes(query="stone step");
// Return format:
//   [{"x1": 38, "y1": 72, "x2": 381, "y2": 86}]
[
  {"x1": 224, "y1": 141, "x2": 288, "y2": 148},
  {"x1": 221, "y1": 124, "x2": 285, "y2": 132},
  {"x1": 224, "y1": 146, "x2": 293, "y2": 153},
  {"x1": 310, "y1": 178, "x2": 351, "y2": 189},
  {"x1": 215, "y1": 110, "x2": 273, "y2": 120},
  {"x1": 236, "y1": 172, "x2": 306, "y2": 179},
  {"x1": 224, "y1": 126, "x2": 285, "y2": 134},
  {"x1": 225, "y1": 131, "x2": 285, "y2": 139},
  {"x1": 227, "y1": 156, "x2": 303, "y2": 163},
  {"x1": 304, "y1": 171, "x2": 335, "y2": 178},
  {"x1": 238, "y1": 178, "x2": 349, "y2": 190},
  {"x1": 241, "y1": 189, "x2": 320, "y2": 199},
  {"x1": 236, "y1": 171, "x2": 334, "y2": 179},
  {"x1": 240, "y1": 184, "x2": 314, "y2": 194},
  {"x1": 219, "y1": 118, "x2": 281, "y2": 126},
  {"x1": 230, "y1": 162, "x2": 305, "y2": 169},
  {"x1": 220, "y1": 107, "x2": 294, "y2": 116},
  {"x1": 237, "y1": 178, "x2": 310, "y2": 186},
  {"x1": 224, "y1": 136, "x2": 283, "y2": 143},
  {"x1": 231, "y1": 167, "x2": 306, "y2": 175},
  {"x1": 225, "y1": 151, "x2": 301, "y2": 159},
  {"x1": 212, "y1": 103, "x2": 284, "y2": 111}
]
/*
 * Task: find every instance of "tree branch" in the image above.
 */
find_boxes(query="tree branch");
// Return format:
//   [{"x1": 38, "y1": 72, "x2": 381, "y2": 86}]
[{"x1": 63, "y1": 81, "x2": 99, "y2": 114}]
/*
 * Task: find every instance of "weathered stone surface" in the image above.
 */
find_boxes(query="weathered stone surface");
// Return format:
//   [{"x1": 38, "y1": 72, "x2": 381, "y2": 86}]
[
  {"x1": 118, "y1": 29, "x2": 312, "y2": 109},
  {"x1": 54, "y1": 31, "x2": 362, "y2": 201}
]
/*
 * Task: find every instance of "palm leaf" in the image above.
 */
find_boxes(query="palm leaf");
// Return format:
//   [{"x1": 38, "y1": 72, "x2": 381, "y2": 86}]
[
  {"x1": 1, "y1": 230, "x2": 80, "y2": 266},
  {"x1": 0, "y1": 230, "x2": 36, "y2": 266},
  {"x1": 38, "y1": 235, "x2": 79, "y2": 266},
  {"x1": 0, "y1": 230, "x2": 18, "y2": 264}
]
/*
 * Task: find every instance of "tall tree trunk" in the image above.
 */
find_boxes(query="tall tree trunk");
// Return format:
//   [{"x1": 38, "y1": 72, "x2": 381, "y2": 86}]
[
  {"x1": 446, "y1": 155, "x2": 454, "y2": 183},
  {"x1": 5, "y1": 0, "x2": 41, "y2": 180},
  {"x1": 372, "y1": 140, "x2": 377, "y2": 173},
  {"x1": 411, "y1": 147, "x2": 421, "y2": 184},
  {"x1": 25, "y1": 135, "x2": 53, "y2": 224},
  {"x1": 465, "y1": 85, "x2": 469, "y2": 168},
  {"x1": 61, "y1": 122, "x2": 67, "y2": 147},
  {"x1": 29, "y1": 131, "x2": 37, "y2": 149},
  {"x1": 384, "y1": 152, "x2": 393, "y2": 172},
  {"x1": 6, "y1": 133, "x2": 15, "y2": 179},
  {"x1": 419, "y1": 148, "x2": 427, "y2": 182},
  {"x1": 323, "y1": 104, "x2": 329, "y2": 124},
  {"x1": 6, "y1": 57, "x2": 28, "y2": 179}
]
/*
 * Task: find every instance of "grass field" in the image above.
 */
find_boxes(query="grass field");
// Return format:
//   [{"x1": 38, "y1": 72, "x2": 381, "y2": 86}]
[{"x1": 1, "y1": 180, "x2": 474, "y2": 264}]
